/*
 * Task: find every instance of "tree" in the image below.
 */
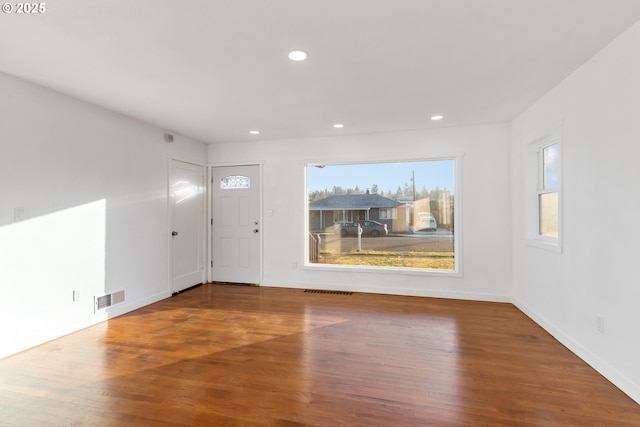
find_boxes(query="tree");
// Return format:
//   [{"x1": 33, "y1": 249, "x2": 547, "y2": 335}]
[
  {"x1": 392, "y1": 186, "x2": 403, "y2": 200},
  {"x1": 403, "y1": 182, "x2": 412, "y2": 199},
  {"x1": 418, "y1": 185, "x2": 429, "y2": 200}
]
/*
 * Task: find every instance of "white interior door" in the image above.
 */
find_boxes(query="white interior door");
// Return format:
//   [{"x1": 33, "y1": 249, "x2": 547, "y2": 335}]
[
  {"x1": 170, "y1": 160, "x2": 205, "y2": 293},
  {"x1": 211, "y1": 165, "x2": 261, "y2": 284}
]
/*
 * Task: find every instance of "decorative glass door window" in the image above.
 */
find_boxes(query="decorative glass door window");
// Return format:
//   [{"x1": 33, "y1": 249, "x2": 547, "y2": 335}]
[{"x1": 220, "y1": 175, "x2": 250, "y2": 190}]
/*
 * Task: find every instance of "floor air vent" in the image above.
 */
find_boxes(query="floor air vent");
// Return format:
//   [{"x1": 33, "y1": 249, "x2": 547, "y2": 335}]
[
  {"x1": 96, "y1": 294, "x2": 111, "y2": 310},
  {"x1": 95, "y1": 290, "x2": 125, "y2": 312},
  {"x1": 304, "y1": 289, "x2": 353, "y2": 295}
]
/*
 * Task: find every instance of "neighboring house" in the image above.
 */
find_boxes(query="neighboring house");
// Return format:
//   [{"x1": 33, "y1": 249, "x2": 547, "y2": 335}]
[
  {"x1": 309, "y1": 193, "x2": 403, "y2": 232},
  {"x1": 413, "y1": 192, "x2": 454, "y2": 231}
]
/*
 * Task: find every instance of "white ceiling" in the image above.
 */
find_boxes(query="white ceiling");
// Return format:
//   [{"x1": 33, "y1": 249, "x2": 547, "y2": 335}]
[{"x1": 2, "y1": 0, "x2": 640, "y2": 144}]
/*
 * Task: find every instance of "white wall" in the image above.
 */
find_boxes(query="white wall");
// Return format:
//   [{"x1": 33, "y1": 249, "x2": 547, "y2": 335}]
[
  {"x1": 209, "y1": 124, "x2": 512, "y2": 301},
  {"x1": 0, "y1": 72, "x2": 207, "y2": 359},
  {"x1": 510, "y1": 21, "x2": 640, "y2": 403}
]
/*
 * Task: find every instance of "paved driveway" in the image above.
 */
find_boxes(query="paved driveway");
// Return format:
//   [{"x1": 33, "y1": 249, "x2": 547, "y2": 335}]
[{"x1": 320, "y1": 232, "x2": 454, "y2": 253}]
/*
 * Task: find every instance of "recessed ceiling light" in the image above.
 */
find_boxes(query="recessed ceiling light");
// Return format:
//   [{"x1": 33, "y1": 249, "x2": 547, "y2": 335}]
[
  {"x1": 288, "y1": 50, "x2": 308, "y2": 61},
  {"x1": 333, "y1": 123, "x2": 344, "y2": 129},
  {"x1": 249, "y1": 130, "x2": 260, "y2": 135},
  {"x1": 430, "y1": 115, "x2": 444, "y2": 121}
]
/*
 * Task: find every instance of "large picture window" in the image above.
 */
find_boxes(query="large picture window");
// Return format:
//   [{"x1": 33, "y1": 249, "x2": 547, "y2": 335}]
[{"x1": 307, "y1": 158, "x2": 458, "y2": 273}]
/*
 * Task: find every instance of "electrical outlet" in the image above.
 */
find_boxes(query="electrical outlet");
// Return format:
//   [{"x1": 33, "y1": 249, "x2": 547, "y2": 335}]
[
  {"x1": 73, "y1": 290, "x2": 80, "y2": 302},
  {"x1": 596, "y1": 315, "x2": 605, "y2": 333},
  {"x1": 293, "y1": 261, "x2": 298, "y2": 269}
]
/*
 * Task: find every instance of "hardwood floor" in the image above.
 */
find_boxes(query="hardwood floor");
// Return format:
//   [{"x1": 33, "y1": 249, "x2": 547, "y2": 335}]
[{"x1": 1, "y1": 284, "x2": 639, "y2": 426}]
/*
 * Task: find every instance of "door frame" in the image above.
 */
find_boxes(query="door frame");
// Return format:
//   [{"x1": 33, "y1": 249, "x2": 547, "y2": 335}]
[
  {"x1": 207, "y1": 162, "x2": 264, "y2": 285},
  {"x1": 168, "y1": 158, "x2": 207, "y2": 293}
]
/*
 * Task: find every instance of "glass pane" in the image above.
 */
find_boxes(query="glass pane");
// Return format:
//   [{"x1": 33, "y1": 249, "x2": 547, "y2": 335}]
[
  {"x1": 307, "y1": 160, "x2": 455, "y2": 271},
  {"x1": 542, "y1": 143, "x2": 559, "y2": 189},
  {"x1": 539, "y1": 192, "x2": 559, "y2": 237},
  {"x1": 220, "y1": 175, "x2": 250, "y2": 189}
]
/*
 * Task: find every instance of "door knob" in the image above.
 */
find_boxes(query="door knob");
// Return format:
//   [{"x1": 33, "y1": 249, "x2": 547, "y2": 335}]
[{"x1": 171, "y1": 231, "x2": 178, "y2": 236}]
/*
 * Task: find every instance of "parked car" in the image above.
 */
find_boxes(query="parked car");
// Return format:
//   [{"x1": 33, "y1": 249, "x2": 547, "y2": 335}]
[
  {"x1": 337, "y1": 220, "x2": 388, "y2": 237},
  {"x1": 415, "y1": 212, "x2": 438, "y2": 231}
]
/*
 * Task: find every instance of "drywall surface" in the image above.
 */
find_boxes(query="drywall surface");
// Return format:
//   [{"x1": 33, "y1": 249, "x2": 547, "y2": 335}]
[
  {"x1": 510, "y1": 20, "x2": 640, "y2": 403},
  {"x1": 209, "y1": 123, "x2": 512, "y2": 301},
  {"x1": 0, "y1": 72, "x2": 207, "y2": 358}
]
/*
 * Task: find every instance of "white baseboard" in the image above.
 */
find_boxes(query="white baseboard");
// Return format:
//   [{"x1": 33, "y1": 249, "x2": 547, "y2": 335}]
[
  {"x1": 103, "y1": 290, "x2": 171, "y2": 319},
  {"x1": 0, "y1": 316, "x2": 105, "y2": 360},
  {"x1": 0, "y1": 290, "x2": 172, "y2": 360},
  {"x1": 512, "y1": 297, "x2": 640, "y2": 405},
  {"x1": 260, "y1": 279, "x2": 510, "y2": 302}
]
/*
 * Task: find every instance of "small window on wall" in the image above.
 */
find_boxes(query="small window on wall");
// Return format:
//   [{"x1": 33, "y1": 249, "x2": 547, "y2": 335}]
[
  {"x1": 379, "y1": 208, "x2": 396, "y2": 220},
  {"x1": 536, "y1": 137, "x2": 561, "y2": 247}
]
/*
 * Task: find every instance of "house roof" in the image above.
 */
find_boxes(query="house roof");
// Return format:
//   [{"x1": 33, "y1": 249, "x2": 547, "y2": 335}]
[{"x1": 309, "y1": 194, "x2": 403, "y2": 211}]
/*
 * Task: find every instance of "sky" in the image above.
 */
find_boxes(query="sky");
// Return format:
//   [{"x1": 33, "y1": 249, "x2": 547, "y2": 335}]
[
  {"x1": 307, "y1": 159, "x2": 455, "y2": 195},
  {"x1": 543, "y1": 143, "x2": 559, "y2": 188}
]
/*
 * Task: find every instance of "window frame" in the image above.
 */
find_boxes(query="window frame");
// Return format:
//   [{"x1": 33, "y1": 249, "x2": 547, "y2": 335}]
[
  {"x1": 220, "y1": 175, "x2": 251, "y2": 190},
  {"x1": 530, "y1": 134, "x2": 562, "y2": 252},
  {"x1": 379, "y1": 208, "x2": 397, "y2": 220},
  {"x1": 304, "y1": 155, "x2": 463, "y2": 277}
]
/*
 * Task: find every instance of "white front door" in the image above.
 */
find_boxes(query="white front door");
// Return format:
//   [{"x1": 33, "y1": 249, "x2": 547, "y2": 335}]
[
  {"x1": 211, "y1": 165, "x2": 261, "y2": 284},
  {"x1": 170, "y1": 160, "x2": 205, "y2": 293}
]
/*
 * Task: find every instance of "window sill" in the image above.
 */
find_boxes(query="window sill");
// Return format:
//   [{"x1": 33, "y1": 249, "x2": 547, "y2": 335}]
[
  {"x1": 303, "y1": 262, "x2": 463, "y2": 278},
  {"x1": 526, "y1": 237, "x2": 562, "y2": 253}
]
